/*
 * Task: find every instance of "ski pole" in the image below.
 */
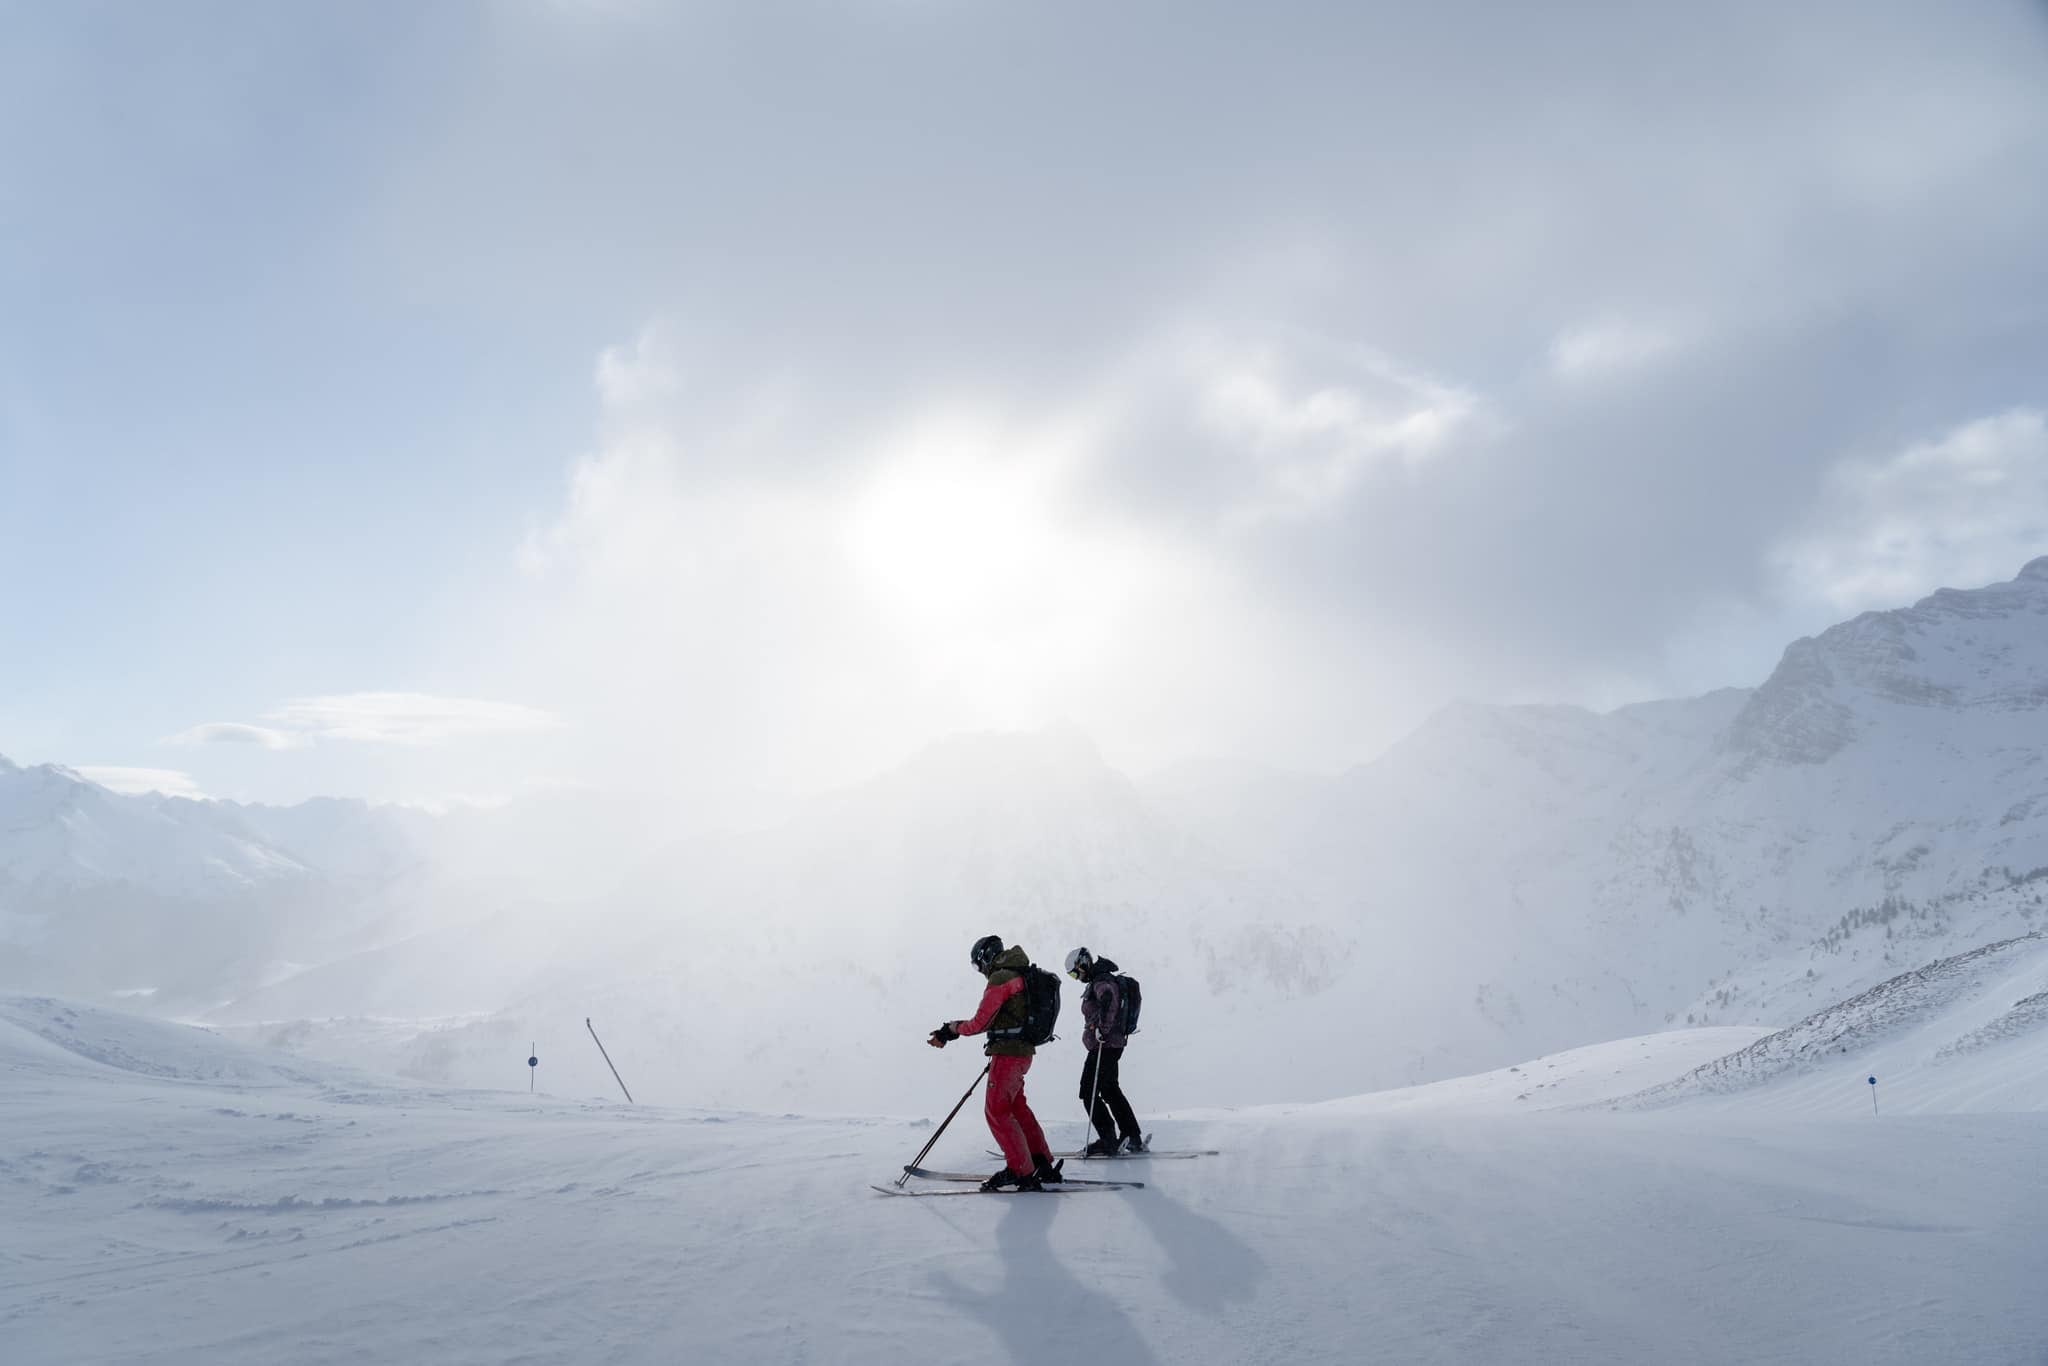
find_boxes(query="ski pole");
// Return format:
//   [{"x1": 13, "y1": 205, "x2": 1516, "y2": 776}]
[
  {"x1": 899, "y1": 1061, "x2": 991, "y2": 1188},
  {"x1": 1086, "y1": 1042, "x2": 1105, "y2": 1150},
  {"x1": 587, "y1": 1018, "x2": 634, "y2": 1105}
]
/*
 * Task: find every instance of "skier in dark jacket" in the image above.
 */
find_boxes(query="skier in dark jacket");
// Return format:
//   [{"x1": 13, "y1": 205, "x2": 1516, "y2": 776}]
[
  {"x1": 929, "y1": 935, "x2": 1063, "y2": 1191},
  {"x1": 1066, "y1": 947, "x2": 1145, "y2": 1155}
]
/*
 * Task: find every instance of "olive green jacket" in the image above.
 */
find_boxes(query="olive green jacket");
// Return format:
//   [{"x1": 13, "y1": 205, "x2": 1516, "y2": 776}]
[{"x1": 955, "y1": 945, "x2": 1036, "y2": 1057}]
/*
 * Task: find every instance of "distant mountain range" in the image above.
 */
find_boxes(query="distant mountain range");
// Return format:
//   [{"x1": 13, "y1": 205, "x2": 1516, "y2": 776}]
[
  {"x1": 0, "y1": 756, "x2": 423, "y2": 895},
  {"x1": 0, "y1": 757, "x2": 437, "y2": 1011},
  {"x1": 6, "y1": 560, "x2": 2048, "y2": 1111}
]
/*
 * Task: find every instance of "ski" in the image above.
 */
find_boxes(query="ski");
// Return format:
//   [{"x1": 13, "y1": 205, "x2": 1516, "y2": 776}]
[
  {"x1": 987, "y1": 1136, "x2": 1214, "y2": 1161},
  {"x1": 871, "y1": 1183, "x2": 1136, "y2": 1198},
  {"x1": 902, "y1": 1165, "x2": 1142, "y2": 1187},
  {"x1": 990, "y1": 1149, "x2": 1211, "y2": 1160}
]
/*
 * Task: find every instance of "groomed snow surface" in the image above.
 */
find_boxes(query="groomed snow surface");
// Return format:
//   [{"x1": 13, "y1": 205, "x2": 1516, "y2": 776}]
[{"x1": 6, "y1": 998, "x2": 2047, "y2": 1365}]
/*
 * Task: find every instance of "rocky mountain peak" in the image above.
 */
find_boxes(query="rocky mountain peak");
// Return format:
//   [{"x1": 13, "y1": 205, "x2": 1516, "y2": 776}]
[{"x1": 1725, "y1": 559, "x2": 2048, "y2": 766}]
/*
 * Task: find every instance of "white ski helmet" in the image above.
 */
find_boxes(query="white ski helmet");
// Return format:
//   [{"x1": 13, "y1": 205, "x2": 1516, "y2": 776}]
[{"x1": 1064, "y1": 946, "x2": 1094, "y2": 980}]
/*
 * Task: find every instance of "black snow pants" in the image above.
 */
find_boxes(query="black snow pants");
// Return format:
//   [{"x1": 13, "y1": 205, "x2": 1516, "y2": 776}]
[{"x1": 1078, "y1": 1045, "x2": 1141, "y2": 1145}]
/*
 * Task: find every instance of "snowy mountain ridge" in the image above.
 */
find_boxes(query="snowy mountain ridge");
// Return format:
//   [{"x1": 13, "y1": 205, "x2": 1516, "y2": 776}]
[
  {"x1": 1231, "y1": 558, "x2": 2048, "y2": 1085},
  {"x1": 0, "y1": 760, "x2": 455, "y2": 1015},
  {"x1": 0, "y1": 755, "x2": 448, "y2": 902},
  {"x1": 1726, "y1": 555, "x2": 2048, "y2": 767},
  {"x1": 0, "y1": 758, "x2": 315, "y2": 895}
]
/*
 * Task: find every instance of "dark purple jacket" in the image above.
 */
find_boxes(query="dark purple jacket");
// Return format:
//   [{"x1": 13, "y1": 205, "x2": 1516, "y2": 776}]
[{"x1": 1079, "y1": 971, "x2": 1127, "y2": 1052}]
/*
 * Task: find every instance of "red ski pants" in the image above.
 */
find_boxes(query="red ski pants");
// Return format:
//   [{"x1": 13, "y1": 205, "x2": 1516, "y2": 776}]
[{"x1": 985, "y1": 1053, "x2": 1048, "y2": 1175}]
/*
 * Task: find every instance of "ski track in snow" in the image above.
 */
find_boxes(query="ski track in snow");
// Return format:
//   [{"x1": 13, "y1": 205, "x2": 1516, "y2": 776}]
[{"x1": 6, "y1": 999, "x2": 2048, "y2": 1365}]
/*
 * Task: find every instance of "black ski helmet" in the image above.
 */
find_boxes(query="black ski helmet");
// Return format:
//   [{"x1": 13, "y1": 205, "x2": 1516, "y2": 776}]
[{"x1": 971, "y1": 934, "x2": 1005, "y2": 972}]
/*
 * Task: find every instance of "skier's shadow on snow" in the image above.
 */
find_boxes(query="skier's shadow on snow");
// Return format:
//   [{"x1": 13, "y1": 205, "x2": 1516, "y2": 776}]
[
  {"x1": 930, "y1": 1199, "x2": 1160, "y2": 1365},
  {"x1": 1128, "y1": 1187, "x2": 1266, "y2": 1312}
]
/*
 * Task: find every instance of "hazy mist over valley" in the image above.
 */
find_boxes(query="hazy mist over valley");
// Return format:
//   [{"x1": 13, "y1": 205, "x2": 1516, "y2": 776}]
[{"x1": 9, "y1": 561, "x2": 2048, "y2": 1118}]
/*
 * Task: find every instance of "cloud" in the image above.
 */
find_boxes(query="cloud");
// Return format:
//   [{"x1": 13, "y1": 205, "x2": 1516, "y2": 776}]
[
  {"x1": 518, "y1": 0, "x2": 2043, "y2": 721},
  {"x1": 510, "y1": 354, "x2": 1200, "y2": 786},
  {"x1": 119, "y1": 0, "x2": 2033, "y2": 795},
  {"x1": 262, "y1": 693, "x2": 565, "y2": 746},
  {"x1": 1175, "y1": 334, "x2": 1484, "y2": 529},
  {"x1": 1549, "y1": 321, "x2": 1680, "y2": 383},
  {"x1": 162, "y1": 722, "x2": 303, "y2": 750},
  {"x1": 485, "y1": 317, "x2": 1514, "y2": 791},
  {"x1": 77, "y1": 766, "x2": 205, "y2": 799},
  {"x1": 157, "y1": 695, "x2": 564, "y2": 759},
  {"x1": 593, "y1": 323, "x2": 682, "y2": 411},
  {"x1": 394, "y1": 775, "x2": 603, "y2": 816},
  {"x1": 1771, "y1": 408, "x2": 2048, "y2": 613},
  {"x1": 496, "y1": 276, "x2": 2048, "y2": 797}
]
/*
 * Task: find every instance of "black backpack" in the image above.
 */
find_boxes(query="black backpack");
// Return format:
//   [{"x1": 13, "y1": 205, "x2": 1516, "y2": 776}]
[
  {"x1": 1114, "y1": 974, "x2": 1142, "y2": 1036},
  {"x1": 990, "y1": 965, "x2": 1063, "y2": 1046},
  {"x1": 1089, "y1": 956, "x2": 1142, "y2": 1037}
]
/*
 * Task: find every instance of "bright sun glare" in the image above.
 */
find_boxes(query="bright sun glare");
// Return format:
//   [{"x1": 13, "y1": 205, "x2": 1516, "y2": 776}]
[
  {"x1": 841, "y1": 414, "x2": 1169, "y2": 724},
  {"x1": 845, "y1": 431, "x2": 1059, "y2": 633}
]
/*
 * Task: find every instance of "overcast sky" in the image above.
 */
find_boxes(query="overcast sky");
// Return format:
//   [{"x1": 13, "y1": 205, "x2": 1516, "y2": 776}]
[{"x1": 3, "y1": 0, "x2": 2046, "y2": 809}]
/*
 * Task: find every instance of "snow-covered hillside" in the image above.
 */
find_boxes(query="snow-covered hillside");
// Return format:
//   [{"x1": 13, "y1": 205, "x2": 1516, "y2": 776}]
[
  {"x1": 1247, "y1": 558, "x2": 2048, "y2": 1083},
  {"x1": 1617, "y1": 930, "x2": 2048, "y2": 1115},
  {"x1": 6, "y1": 995, "x2": 2044, "y2": 1366}
]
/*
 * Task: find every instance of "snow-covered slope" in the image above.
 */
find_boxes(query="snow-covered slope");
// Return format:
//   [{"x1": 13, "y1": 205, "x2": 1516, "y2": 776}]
[
  {"x1": 0, "y1": 995, "x2": 334, "y2": 1089},
  {"x1": 1287, "y1": 1026, "x2": 1774, "y2": 1115},
  {"x1": 1617, "y1": 930, "x2": 2048, "y2": 1115},
  {"x1": 6, "y1": 995, "x2": 2044, "y2": 1366}
]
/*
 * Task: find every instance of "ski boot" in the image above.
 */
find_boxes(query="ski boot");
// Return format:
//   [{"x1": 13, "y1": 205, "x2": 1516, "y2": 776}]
[
  {"x1": 1083, "y1": 1136, "x2": 1121, "y2": 1158},
  {"x1": 1032, "y1": 1153, "x2": 1066, "y2": 1184},
  {"x1": 1121, "y1": 1133, "x2": 1149, "y2": 1154},
  {"x1": 981, "y1": 1166, "x2": 1045, "y2": 1193}
]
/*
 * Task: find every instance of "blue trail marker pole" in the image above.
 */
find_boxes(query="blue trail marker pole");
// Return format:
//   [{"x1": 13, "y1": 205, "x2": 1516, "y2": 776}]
[
  {"x1": 529, "y1": 1043, "x2": 538, "y2": 1093},
  {"x1": 1868, "y1": 1075, "x2": 1878, "y2": 1116}
]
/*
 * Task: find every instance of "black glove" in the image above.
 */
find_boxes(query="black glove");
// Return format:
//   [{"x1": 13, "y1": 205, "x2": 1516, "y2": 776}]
[{"x1": 928, "y1": 1022, "x2": 959, "y2": 1048}]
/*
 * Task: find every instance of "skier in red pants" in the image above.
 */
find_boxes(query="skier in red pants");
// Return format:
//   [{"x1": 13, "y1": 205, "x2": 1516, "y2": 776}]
[{"x1": 928, "y1": 935, "x2": 1063, "y2": 1191}]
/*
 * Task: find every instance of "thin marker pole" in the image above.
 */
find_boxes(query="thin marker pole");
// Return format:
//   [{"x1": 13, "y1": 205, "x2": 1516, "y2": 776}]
[
  {"x1": 528, "y1": 1043, "x2": 538, "y2": 1093},
  {"x1": 587, "y1": 1018, "x2": 635, "y2": 1105},
  {"x1": 1868, "y1": 1075, "x2": 1879, "y2": 1117}
]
